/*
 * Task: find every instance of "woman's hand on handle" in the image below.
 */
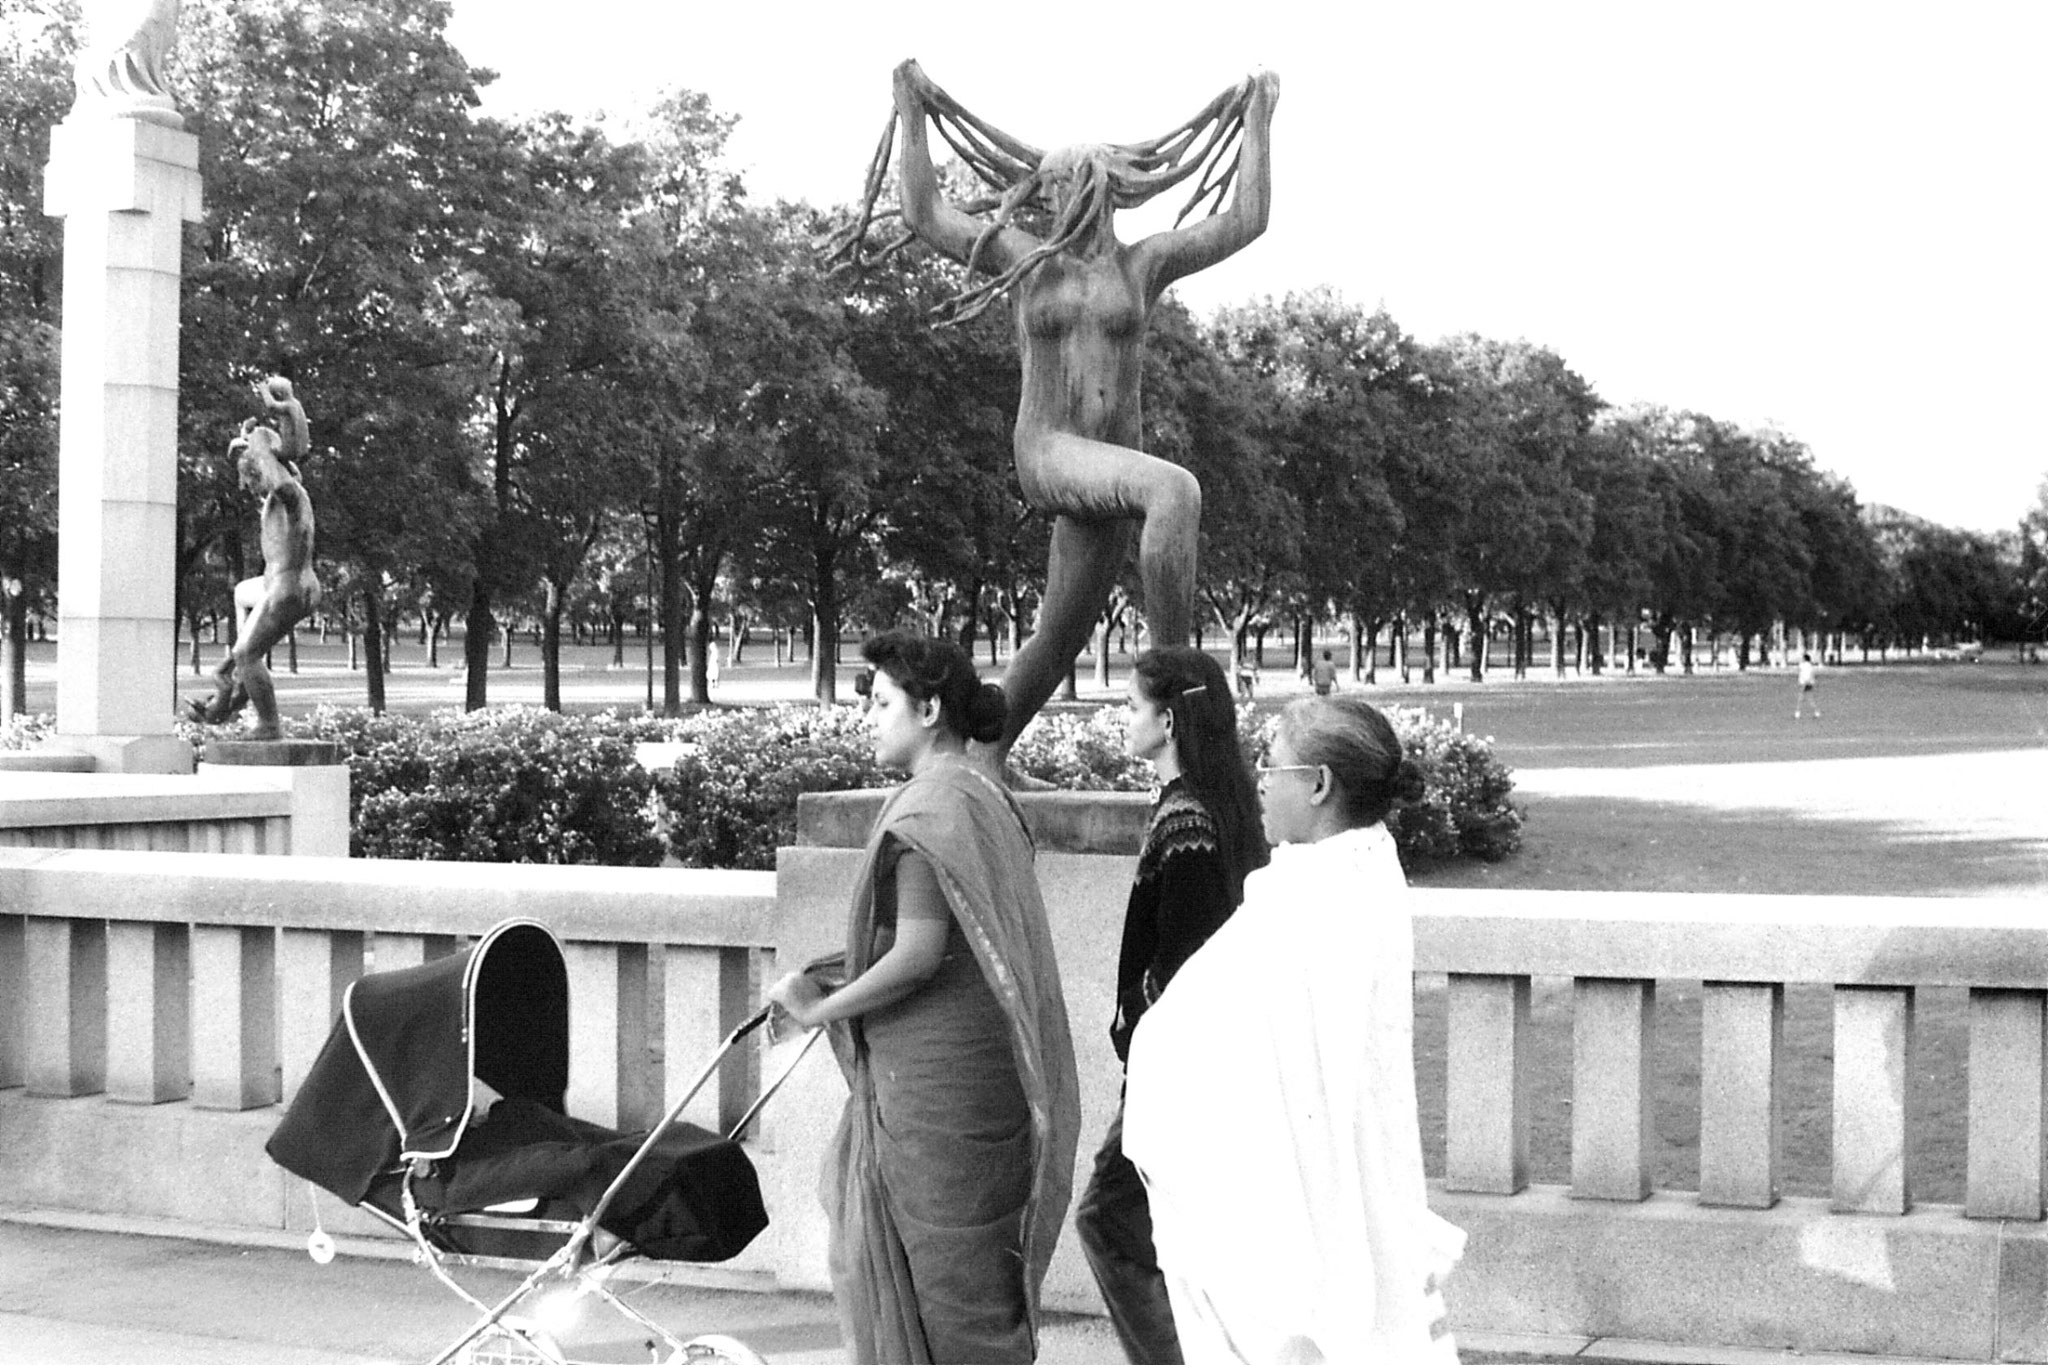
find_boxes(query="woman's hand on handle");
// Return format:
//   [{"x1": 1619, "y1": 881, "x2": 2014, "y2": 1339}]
[{"x1": 766, "y1": 971, "x2": 828, "y2": 1031}]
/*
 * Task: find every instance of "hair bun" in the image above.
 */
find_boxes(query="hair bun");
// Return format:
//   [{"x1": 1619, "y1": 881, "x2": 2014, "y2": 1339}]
[
  {"x1": 965, "y1": 681, "x2": 1008, "y2": 744},
  {"x1": 1391, "y1": 758, "x2": 1428, "y2": 805}
]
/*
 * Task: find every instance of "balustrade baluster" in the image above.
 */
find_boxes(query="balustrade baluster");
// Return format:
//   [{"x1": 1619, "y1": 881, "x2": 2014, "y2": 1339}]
[
  {"x1": 1832, "y1": 985, "x2": 1913, "y2": 1214},
  {"x1": 664, "y1": 945, "x2": 760, "y2": 1136},
  {"x1": 190, "y1": 924, "x2": 280, "y2": 1110},
  {"x1": 1965, "y1": 987, "x2": 2045, "y2": 1219},
  {"x1": 278, "y1": 929, "x2": 364, "y2": 1104},
  {"x1": 1699, "y1": 981, "x2": 1783, "y2": 1208},
  {"x1": 0, "y1": 914, "x2": 22, "y2": 1087},
  {"x1": 106, "y1": 920, "x2": 189, "y2": 1103},
  {"x1": 24, "y1": 916, "x2": 106, "y2": 1097},
  {"x1": 1444, "y1": 972, "x2": 1530, "y2": 1193},
  {"x1": 1572, "y1": 977, "x2": 1655, "y2": 1200},
  {"x1": 565, "y1": 940, "x2": 652, "y2": 1130}
]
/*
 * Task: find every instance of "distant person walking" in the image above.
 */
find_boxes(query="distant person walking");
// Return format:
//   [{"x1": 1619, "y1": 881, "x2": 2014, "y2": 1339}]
[
  {"x1": 1794, "y1": 652, "x2": 1821, "y2": 719},
  {"x1": 1310, "y1": 649, "x2": 1339, "y2": 696}
]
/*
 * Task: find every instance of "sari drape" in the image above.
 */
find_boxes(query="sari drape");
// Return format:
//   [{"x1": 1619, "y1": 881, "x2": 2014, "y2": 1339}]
[{"x1": 822, "y1": 755, "x2": 1081, "y2": 1364}]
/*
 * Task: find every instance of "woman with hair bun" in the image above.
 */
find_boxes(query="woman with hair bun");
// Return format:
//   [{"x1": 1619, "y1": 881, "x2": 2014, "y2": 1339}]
[
  {"x1": 1079, "y1": 646, "x2": 1265, "y2": 1365},
  {"x1": 767, "y1": 629, "x2": 1080, "y2": 1365},
  {"x1": 1122, "y1": 694, "x2": 1466, "y2": 1365}
]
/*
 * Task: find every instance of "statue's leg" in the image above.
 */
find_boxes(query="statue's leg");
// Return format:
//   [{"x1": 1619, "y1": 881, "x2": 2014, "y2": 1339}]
[
  {"x1": 233, "y1": 596, "x2": 297, "y2": 740},
  {"x1": 1000, "y1": 515, "x2": 1131, "y2": 752},
  {"x1": 1018, "y1": 434, "x2": 1199, "y2": 647}
]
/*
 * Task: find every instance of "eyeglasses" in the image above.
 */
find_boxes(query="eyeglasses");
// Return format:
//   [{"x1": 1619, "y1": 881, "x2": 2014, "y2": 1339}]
[{"x1": 1255, "y1": 763, "x2": 1323, "y2": 782}]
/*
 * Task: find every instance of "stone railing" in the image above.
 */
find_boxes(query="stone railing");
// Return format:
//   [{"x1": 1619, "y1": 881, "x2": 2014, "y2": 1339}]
[
  {"x1": 3, "y1": 841, "x2": 2046, "y2": 1358},
  {"x1": 1416, "y1": 888, "x2": 2048, "y2": 1360},
  {"x1": 0, "y1": 846, "x2": 782, "y2": 1271},
  {"x1": 0, "y1": 759, "x2": 347, "y2": 857}
]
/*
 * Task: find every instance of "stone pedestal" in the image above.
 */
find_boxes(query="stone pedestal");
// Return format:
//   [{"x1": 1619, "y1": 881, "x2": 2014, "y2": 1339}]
[
  {"x1": 199, "y1": 741, "x2": 350, "y2": 857},
  {"x1": 43, "y1": 115, "x2": 203, "y2": 774}
]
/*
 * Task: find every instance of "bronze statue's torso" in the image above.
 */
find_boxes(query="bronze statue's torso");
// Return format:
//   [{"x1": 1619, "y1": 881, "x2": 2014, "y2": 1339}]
[
  {"x1": 1013, "y1": 247, "x2": 1148, "y2": 476},
  {"x1": 259, "y1": 482, "x2": 317, "y2": 598}
]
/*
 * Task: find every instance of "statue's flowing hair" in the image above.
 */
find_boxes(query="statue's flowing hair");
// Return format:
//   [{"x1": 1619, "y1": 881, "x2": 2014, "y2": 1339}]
[{"x1": 821, "y1": 69, "x2": 1256, "y2": 327}]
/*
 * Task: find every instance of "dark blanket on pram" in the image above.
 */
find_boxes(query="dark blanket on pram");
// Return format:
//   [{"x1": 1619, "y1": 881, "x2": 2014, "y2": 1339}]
[{"x1": 364, "y1": 1096, "x2": 768, "y2": 1262}]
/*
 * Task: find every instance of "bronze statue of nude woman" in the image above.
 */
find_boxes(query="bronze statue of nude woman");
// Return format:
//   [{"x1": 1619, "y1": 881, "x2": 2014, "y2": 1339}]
[{"x1": 828, "y1": 60, "x2": 1278, "y2": 753}]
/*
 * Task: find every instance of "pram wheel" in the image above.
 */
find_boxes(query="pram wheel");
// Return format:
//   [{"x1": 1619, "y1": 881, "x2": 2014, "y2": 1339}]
[
  {"x1": 672, "y1": 1335, "x2": 769, "y2": 1365},
  {"x1": 458, "y1": 1316, "x2": 564, "y2": 1364}
]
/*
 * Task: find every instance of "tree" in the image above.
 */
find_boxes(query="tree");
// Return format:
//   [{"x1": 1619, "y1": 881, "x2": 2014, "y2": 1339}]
[
  {"x1": 0, "y1": 4, "x2": 70, "y2": 715},
  {"x1": 176, "y1": 0, "x2": 495, "y2": 712},
  {"x1": 1430, "y1": 336, "x2": 1599, "y2": 680},
  {"x1": 1159, "y1": 299, "x2": 1298, "y2": 678}
]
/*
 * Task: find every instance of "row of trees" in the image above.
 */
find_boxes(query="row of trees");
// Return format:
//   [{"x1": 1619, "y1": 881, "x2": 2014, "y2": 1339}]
[{"x1": 3, "y1": 0, "x2": 2042, "y2": 719}]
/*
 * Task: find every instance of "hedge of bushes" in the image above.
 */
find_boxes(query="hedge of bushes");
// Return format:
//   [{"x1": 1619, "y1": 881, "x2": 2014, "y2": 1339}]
[
  {"x1": 282, "y1": 705, "x2": 667, "y2": 865},
  {"x1": 10, "y1": 698, "x2": 1520, "y2": 872},
  {"x1": 660, "y1": 701, "x2": 1520, "y2": 871}
]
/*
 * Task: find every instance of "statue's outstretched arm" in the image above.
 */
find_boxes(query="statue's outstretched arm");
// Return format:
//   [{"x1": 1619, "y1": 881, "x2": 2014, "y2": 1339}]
[
  {"x1": 893, "y1": 61, "x2": 1035, "y2": 275},
  {"x1": 1136, "y1": 70, "x2": 1279, "y2": 300},
  {"x1": 259, "y1": 377, "x2": 309, "y2": 467}
]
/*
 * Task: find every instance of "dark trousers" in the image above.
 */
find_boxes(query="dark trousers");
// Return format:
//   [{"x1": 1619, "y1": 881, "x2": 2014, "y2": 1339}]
[{"x1": 1076, "y1": 1096, "x2": 1184, "y2": 1365}]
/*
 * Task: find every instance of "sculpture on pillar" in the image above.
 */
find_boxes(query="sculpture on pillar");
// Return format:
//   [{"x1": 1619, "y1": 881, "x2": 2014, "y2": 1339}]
[
  {"x1": 183, "y1": 378, "x2": 320, "y2": 740},
  {"x1": 72, "y1": 0, "x2": 184, "y2": 126},
  {"x1": 825, "y1": 60, "x2": 1278, "y2": 752}
]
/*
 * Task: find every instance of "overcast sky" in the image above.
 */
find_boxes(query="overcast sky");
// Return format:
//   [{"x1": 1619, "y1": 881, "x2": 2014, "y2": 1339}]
[{"x1": 446, "y1": 0, "x2": 2046, "y2": 534}]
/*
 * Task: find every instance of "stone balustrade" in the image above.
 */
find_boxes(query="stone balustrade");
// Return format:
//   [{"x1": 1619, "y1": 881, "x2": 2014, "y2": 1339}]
[{"x1": 2, "y1": 844, "x2": 2046, "y2": 1356}]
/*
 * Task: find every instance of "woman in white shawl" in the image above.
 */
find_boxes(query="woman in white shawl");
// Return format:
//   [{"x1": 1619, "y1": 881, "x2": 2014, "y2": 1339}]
[{"x1": 1122, "y1": 694, "x2": 1464, "y2": 1365}]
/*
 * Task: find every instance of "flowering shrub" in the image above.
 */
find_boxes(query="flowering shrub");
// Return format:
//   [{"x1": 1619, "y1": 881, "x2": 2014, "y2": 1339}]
[
  {"x1": 655, "y1": 705, "x2": 889, "y2": 869},
  {"x1": 1007, "y1": 707, "x2": 1153, "y2": 790},
  {"x1": 285, "y1": 705, "x2": 665, "y2": 865},
  {"x1": 0, "y1": 712, "x2": 55, "y2": 750},
  {"x1": 1243, "y1": 705, "x2": 1521, "y2": 866}
]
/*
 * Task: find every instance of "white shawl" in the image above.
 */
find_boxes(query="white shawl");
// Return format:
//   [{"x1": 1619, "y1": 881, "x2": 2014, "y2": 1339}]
[{"x1": 1123, "y1": 823, "x2": 1464, "y2": 1363}]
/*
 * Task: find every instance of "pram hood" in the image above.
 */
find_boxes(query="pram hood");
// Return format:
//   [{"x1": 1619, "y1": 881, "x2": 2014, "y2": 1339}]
[{"x1": 267, "y1": 918, "x2": 570, "y2": 1205}]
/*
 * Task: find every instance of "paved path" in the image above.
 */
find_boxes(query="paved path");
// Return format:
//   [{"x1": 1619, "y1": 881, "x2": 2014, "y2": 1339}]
[{"x1": 0, "y1": 1214, "x2": 1975, "y2": 1365}]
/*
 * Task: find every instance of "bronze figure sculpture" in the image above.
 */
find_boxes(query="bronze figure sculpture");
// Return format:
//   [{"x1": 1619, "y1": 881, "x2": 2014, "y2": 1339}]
[
  {"x1": 828, "y1": 60, "x2": 1278, "y2": 752},
  {"x1": 184, "y1": 378, "x2": 320, "y2": 740}
]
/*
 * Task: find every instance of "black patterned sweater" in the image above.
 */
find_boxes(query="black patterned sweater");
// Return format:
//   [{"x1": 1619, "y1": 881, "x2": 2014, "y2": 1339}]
[{"x1": 1110, "y1": 778, "x2": 1239, "y2": 1064}]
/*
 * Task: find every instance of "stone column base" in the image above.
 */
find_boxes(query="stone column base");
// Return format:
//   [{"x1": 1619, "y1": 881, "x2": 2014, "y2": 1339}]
[{"x1": 198, "y1": 742, "x2": 348, "y2": 857}]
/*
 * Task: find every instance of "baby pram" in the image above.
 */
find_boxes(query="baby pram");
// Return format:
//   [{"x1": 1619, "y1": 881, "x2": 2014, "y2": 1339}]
[{"x1": 267, "y1": 918, "x2": 825, "y2": 1365}]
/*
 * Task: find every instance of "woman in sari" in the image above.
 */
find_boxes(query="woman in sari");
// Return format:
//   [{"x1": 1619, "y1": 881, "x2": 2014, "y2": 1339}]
[
  {"x1": 767, "y1": 630, "x2": 1080, "y2": 1364},
  {"x1": 1122, "y1": 695, "x2": 1465, "y2": 1365},
  {"x1": 1079, "y1": 646, "x2": 1265, "y2": 1365}
]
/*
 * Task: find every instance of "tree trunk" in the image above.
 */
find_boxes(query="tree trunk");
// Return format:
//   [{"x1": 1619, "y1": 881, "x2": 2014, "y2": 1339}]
[
  {"x1": 811, "y1": 543, "x2": 838, "y2": 705},
  {"x1": 0, "y1": 583, "x2": 25, "y2": 718},
  {"x1": 688, "y1": 566, "x2": 719, "y2": 705},
  {"x1": 1361, "y1": 617, "x2": 1380, "y2": 685},
  {"x1": 501, "y1": 619, "x2": 514, "y2": 669},
  {"x1": 187, "y1": 605, "x2": 204, "y2": 674},
  {"x1": 1348, "y1": 612, "x2": 1366, "y2": 682},
  {"x1": 659, "y1": 541, "x2": 686, "y2": 716},
  {"x1": 1551, "y1": 599, "x2": 1569, "y2": 679},
  {"x1": 729, "y1": 611, "x2": 748, "y2": 666},
  {"x1": 464, "y1": 583, "x2": 492, "y2": 709},
  {"x1": 1394, "y1": 615, "x2": 1409, "y2": 683},
  {"x1": 1680, "y1": 626, "x2": 1695, "y2": 674},
  {"x1": 363, "y1": 589, "x2": 388, "y2": 714},
  {"x1": 542, "y1": 578, "x2": 565, "y2": 711},
  {"x1": 1464, "y1": 591, "x2": 1487, "y2": 682},
  {"x1": 1093, "y1": 616, "x2": 1111, "y2": 690},
  {"x1": 1586, "y1": 612, "x2": 1604, "y2": 675},
  {"x1": 1423, "y1": 613, "x2": 1439, "y2": 685}
]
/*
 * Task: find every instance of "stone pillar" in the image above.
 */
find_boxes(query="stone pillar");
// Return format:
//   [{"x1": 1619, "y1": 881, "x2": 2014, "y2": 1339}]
[
  {"x1": 198, "y1": 741, "x2": 351, "y2": 856},
  {"x1": 43, "y1": 112, "x2": 202, "y2": 774}
]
